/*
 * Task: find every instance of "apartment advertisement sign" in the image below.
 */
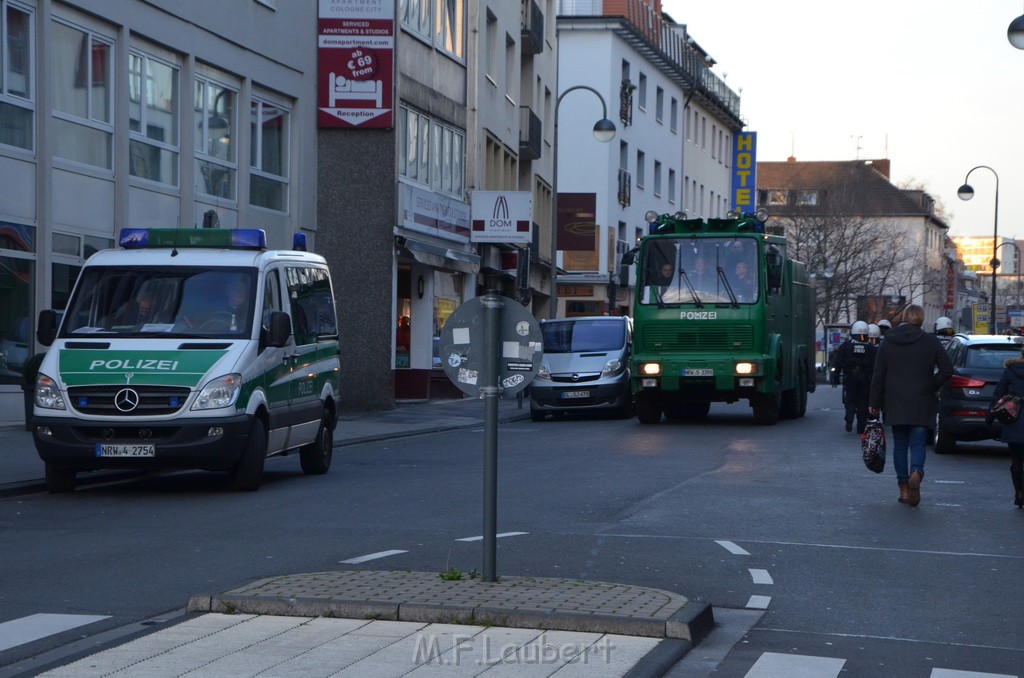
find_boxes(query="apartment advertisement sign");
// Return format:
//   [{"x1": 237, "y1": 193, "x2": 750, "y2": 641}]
[
  {"x1": 471, "y1": 191, "x2": 533, "y2": 244},
  {"x1": 731, "y1": 131, "x2": 757, "y2": 212},
  {"x1": 317, "y1": 0, "x2": 394, "y2": 129}
]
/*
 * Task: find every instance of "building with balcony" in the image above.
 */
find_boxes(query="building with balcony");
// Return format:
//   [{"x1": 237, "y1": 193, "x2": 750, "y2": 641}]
[{"x1": 554, "y1": 0, "x2": 743, "y2": 316}]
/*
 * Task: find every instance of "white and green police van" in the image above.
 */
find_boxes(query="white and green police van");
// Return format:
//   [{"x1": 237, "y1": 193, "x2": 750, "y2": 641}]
[{"x1": 31, "y1": 228, "x2": 341, "y2": 493}]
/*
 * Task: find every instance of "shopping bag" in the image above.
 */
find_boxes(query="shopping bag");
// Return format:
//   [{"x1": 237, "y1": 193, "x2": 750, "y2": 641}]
[
  {"x1": 991, "y1": 394, "x2": 1022, "y2": 424},
  {"x1": 861, "y1": 419, "x2": 885, "y2": 474}
]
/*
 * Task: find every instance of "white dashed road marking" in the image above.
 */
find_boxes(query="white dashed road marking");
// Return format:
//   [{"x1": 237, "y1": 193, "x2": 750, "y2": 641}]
[
  {"x1": 749, "y1": 569, "x2": 774, "y2": 585},
  {"x1": 716, "y1": 540, "x2": 750, "y2": 555},
  {"x1": 0, "y1": 614, "x2": 111, "y2": 652},
  {"x1": 930, "y1": 670, "x2": 1017, "y2": 677},
  {"x1": 455, "y1": 531, "x2": 529, "y2": 542},
  {"x1": 340, "y1": 549, "x2": 408, "y2": 564},
  {"x1": 746, "y1": 595, "x2": 772, "y2": 610}
]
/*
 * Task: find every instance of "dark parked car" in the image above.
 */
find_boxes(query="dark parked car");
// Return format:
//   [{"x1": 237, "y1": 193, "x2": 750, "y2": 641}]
[{"x1": 934, "y1": 333, "x2": 1024, "y2": 454}]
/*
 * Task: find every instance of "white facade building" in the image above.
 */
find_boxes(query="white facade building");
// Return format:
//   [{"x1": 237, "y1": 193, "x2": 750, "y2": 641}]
[{"x1": 554, "y1": 0, "x2": 743, "y2": 316}]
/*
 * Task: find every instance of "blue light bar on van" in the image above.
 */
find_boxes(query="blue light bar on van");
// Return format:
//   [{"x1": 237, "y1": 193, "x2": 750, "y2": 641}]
[{"x1": 119, "y1": 228, "x2": 267, "y2": 250}]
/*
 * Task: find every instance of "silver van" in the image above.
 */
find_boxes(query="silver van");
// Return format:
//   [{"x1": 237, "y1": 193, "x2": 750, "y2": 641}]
[{"x1": 529, "y1": 316, "x2": 632, "y2": 420}]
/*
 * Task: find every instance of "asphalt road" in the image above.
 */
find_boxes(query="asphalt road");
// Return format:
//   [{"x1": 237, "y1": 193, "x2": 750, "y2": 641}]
[{"x1": 3, "y1": 386, "x2": 1024, "y2": 676}]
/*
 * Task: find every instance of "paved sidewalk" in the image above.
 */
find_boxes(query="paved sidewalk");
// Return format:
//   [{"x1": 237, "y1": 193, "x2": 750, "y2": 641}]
[{"x1": 6, "y1": 398, "x2": 715, "y2": 676}]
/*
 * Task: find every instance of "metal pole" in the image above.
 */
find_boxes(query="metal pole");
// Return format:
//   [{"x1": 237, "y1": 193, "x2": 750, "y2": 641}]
[{"x1": 481, "y1": 291, "x2": 501, "y2": 582}]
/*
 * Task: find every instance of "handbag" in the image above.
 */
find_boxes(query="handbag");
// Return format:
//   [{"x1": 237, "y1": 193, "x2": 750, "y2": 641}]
[
  {"x1": 992, "y1": 394, "x2": 1023, "y2": 424},
  {"x1": 861, "y1": 419, "x2": 886, "y2": 474}
]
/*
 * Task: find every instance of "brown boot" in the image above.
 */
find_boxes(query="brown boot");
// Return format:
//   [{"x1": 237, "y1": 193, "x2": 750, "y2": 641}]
[
  {"x1": 898, "y1": 482, "x2": 909, "y2": 504},
  {"x1": 908, "y1": 471, "x2": 922, "y2": 507}
]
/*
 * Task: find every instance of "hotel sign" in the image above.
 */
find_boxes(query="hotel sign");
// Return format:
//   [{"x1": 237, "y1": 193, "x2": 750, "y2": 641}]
[
  {"x1": 731, "y1": 132, "x2": 757, "y2": 212},
  {"x1": 470, "y1": 191, "x2": 533, "y2": 244}
]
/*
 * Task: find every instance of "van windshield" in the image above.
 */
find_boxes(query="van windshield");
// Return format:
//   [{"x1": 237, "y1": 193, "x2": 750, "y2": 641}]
[
  {"x1": 60, "y1": 266, "x2": 257, "y2": 339},
  {"x1": 542, "y1": 320, "x2": 625, "y2": 353}
]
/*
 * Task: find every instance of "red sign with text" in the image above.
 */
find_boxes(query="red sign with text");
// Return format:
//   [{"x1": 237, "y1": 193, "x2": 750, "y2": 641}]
[{"x1": 318, "y1": 0, "x2": 394, "y2": 129}]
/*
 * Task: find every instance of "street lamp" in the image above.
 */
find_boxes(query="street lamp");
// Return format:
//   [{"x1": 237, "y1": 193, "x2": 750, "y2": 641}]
[
  {"x1": 957, "y1": 165, "x2": 1000, "y2": 333},
  {"x1": 1009, "y1": 3, "x2": 1024, "y2": 49},
  {"x1": 550, "y1": 85, "x2": 616, "y2": 319}
]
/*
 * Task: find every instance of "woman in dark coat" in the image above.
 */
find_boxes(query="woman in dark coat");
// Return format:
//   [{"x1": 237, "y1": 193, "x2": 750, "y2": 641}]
[
  {"x1": 986, "y1": 347, "x2": 1024, "y2": 508},
  {"x1": 868, "y1": 305, "x2": 953, "y2": 507}
]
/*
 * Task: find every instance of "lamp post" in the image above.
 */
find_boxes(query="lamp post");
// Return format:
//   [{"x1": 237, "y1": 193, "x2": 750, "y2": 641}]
[
  {"x1": 958, "y1": 165, "x2": 1000, "y2": 333},
  {"x1": 550, "y1": 86, "x2": 616, "y2": 319},
  {"x1": 1009, "y1": 3, "x2": 1024, "y2": 48}
]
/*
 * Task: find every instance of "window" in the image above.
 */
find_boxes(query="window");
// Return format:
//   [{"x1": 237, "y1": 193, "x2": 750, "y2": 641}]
[
  {"x1": 668, "y1": 168, "x2": 676, "y2": 203},
  {"x1": 249, "y1": 97, "x2": 290, "y2": 211},
  {"x1": 194, "y1": 75, "x2": 237, "y2": 199},
  {"x1": 684, "y1": 105, "x2": 690, "y2": 140},
  {"x1": 637, "y1": 73, "x2": 646, "y2": 110},
  {"x1": 655, "y1": 86, "x2": 663, "y2": 123},
  {"x1": 768, "y1": 190, "x2": 788, "y2": 206},
  {"x1": 51, "y1": 18, "x2": 113, "y2": 168},
  {"x1": 1, "y1": 1, "x2": 33, "y2": 150},
  {"x1": 485, "y1": 10, "x2": 496, "y2": 82},
  {"x1": 400, "y1": 0, "x2": 431, "y2": 39},
  {"x1": 398, "y1": 105, "x2": 464, "y2": 198},
  {"x1": 797, "y1": 190, "x2": 818, "y2": 206},
  {"x1": 653, "y1": 160, "x2": 662, "y2": 197},
  {"x1": 711, "y1": 124, "x2": 717, "y2": 159},
  {"x1": 669, "y1": 97, "x2": 677, "y2": 133},
  {"x1": 435, "y1": 0, "x2": 464, "y2": 58},
  {"x1": 128, "y1": 50, "x2": 178, "y2": 186},
  {"x1": 636, "y1": 150, "x2": 645, "y2": 189},
  {"x1": 286, "y1": 266, "x2": 335, "y2": 343}
]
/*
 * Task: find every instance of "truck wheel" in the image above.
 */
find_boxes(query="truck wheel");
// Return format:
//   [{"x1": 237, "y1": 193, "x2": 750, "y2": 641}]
[
  {"x1": 752, "y1": 393, "x2": 780, "y2": 425},
  {"x1": 45, "y1": 464, "x2": 76, "y2": 493},
  {"x1": 635, "y1": 392, "x2": 662, "y2": 424},
  {"x1": 228, "y1": 418, "x2": 266, "y2": 491},
  {"x1": 780, "y1": 372, "x2": 808, "y2": 419},
  {"x1": 300, "y1": 408, "x2": 334, "y2": 475},
  {"x1": 530, "y1": 408, "x2": 546, "y2": 422}
]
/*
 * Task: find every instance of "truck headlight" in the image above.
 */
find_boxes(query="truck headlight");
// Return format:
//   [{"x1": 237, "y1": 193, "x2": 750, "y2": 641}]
[
  {"x1": 192, "y1": 373, "x2": 242, "y2": 410},
  {"x1": 35, "y1": 373, "x2": 66, "y2": 410},
  {"x1": 602, "y1": 359, "x2": 623, "y2": 377},
  {"x1": 640, "y1": 362, "x2": 661, "y2": 376},
  {"x1": 735, "y1": 362, "x2": 756, "y2": 375}
]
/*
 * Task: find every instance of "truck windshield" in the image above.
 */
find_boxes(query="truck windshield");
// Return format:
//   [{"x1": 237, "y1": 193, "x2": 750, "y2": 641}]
[
  {"x1": 60, "y1": 266, "x2": 257, "y2": 338},
  {"x1": 640, "y1": 237, "x2": 758, "y2": 305},
  {"x1": 542, "y1": 320, "x2": 625, "y2": 353}
]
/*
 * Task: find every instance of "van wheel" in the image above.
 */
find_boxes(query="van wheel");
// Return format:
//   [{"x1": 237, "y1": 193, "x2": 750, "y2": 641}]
[
  {"x1": 300, "y1": 409, "x2": 334, "y2": 475},
  {"x1": 228, "y1": 418, "x2": 266, "y2": 491},
  {"x1": 45, "y1": 464, "x2": 76, "y2": 493}
]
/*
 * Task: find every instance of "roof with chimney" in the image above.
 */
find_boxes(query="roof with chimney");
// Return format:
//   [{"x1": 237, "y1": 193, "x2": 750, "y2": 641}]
[{"x1": 757, "y1": 158, "x2": 948, "y2": 226}]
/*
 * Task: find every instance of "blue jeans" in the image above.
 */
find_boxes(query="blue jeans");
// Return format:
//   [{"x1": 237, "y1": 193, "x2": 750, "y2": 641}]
[{"x1": 891, "y1": 425, "x2": 927, "y2": 484}]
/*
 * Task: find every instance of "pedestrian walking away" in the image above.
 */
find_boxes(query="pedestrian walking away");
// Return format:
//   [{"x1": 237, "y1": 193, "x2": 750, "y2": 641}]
[
  {"x1": 986, "y1": 342, "x2": 1024, "y2": 508},
  {"x1": 831, "y1": 320, "x2": 876, "y2": 433},
  {"x1": 868, "y1": 305, "x2": 953, "y2": 507}
]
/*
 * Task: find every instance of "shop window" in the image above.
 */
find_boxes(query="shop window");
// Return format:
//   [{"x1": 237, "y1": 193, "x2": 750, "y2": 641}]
[
  {"x1": 0, "y1": 253, "x2": 32, "y2": 384},
  {"x1": 433, "y1": 271, "x2": 460, "y2": 368}
]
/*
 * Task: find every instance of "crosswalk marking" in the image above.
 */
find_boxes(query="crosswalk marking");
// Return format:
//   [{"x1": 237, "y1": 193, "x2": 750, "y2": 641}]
[
  {"x1": 746, "y1": 651, "x2": 845, "y2": 677},
  {"x1": 749, "y1": 568, "x2": 773, "y2": 585},
  {"x1": 0, "y1": 613, "x2": 110, "y2": 652},
  {"x1": 931, "y1": 669, "x2": 1017, "y2": 677},
  {"x1": 745, "y1": 595, "x2": 771, "y2": 610},
  {"x1": 455, "y1": 531, "x2": 529, "y2": 542}
]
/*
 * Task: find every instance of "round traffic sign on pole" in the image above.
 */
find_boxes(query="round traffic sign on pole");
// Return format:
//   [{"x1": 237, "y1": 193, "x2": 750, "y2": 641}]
[{"x1": 439, "y1": 295, "x2": 542, "y2": 398}]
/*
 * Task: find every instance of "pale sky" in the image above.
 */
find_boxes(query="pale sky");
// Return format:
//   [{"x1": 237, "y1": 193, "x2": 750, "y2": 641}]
[{"x1": 662, "y1": 0, "x2": 1024, "y2": 240}]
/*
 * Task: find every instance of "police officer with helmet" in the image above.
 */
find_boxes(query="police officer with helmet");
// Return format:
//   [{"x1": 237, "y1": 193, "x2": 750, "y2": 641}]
[
  {"x1": 877, "y1": 318, "x2": 892, "y2": 337},
  {"x1": 831, "y1": 320, "x2": 877, "y2": 433},
  {"x1": 934, "y1": 316, "x2": 954, "y2": 347},
  {"x1": 867, "y1": 323, "x2": 881, "y2": 346}
]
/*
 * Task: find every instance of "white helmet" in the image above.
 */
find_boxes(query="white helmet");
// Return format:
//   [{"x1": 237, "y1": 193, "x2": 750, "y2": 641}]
[
  {"x1": 935, "y1": 316, "x2": 953, "y2": 332},
  {"x1": 868, "y1": 323, "x2": 881, "y2": 339},
  {"x1": 877, "y1": 319, "x2": 892, "y2": 333},
  {"x1": 851, "y1": 320, "x2": 869, "y2": 337}
]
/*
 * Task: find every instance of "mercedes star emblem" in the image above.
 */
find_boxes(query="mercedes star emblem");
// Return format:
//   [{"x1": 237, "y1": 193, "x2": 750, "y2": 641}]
[{"x1": 114, "y1": 388, "x2": 140, "y2": 413}]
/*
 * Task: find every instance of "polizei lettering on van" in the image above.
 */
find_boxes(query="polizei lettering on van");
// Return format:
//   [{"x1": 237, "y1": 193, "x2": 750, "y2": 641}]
[
  {"x1": 89, "y1": 358, "x2": 179, "y2": 371},
  {"x1": 680, "y1": 311, "x2": 718, "y2": 320},
  {"x1": 58, "y1": 349, "x2": 229, "y2": 388}
]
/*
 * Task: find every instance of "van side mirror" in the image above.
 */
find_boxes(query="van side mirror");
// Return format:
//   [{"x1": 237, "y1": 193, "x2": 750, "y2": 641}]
[
  {"x1": 37, "y1": 310, "x2": 57, "y2": 347},
  {"x1": 266, "y1": 311, "x2": 291, "y2": 348}
]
